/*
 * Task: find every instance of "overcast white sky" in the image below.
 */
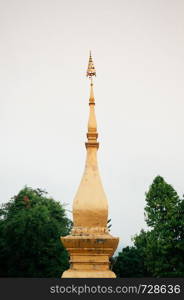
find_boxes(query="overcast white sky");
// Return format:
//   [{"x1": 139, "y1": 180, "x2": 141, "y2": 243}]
[{"x1": 0, "y1": 0, "x2": 184, "y2": 250}]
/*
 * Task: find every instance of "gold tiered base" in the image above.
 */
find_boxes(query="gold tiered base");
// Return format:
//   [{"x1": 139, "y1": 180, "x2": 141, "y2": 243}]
[
  {"x1": 61, "y1": 234, "x2": 119, "y2": 278},
  {"x1": 62, "y1": 270, "x2": 116, "y2": 278}
]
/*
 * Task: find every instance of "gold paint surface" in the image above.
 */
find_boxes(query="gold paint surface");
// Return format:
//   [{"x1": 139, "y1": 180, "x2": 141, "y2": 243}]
[{"x1": 61, "y1": 53, "x2": 119, "y2": 278}]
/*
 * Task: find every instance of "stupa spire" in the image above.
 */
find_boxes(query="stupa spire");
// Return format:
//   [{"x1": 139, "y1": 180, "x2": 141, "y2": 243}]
[
  {"x1": 72, "y1": 51, "x2": 107, "y2": 230},
  {"x1": 61, "y1": 52, "x2": 119, "y2": 278},
  {"x1": 86, "y1": 52, "x2": 99, "y2": 149}
]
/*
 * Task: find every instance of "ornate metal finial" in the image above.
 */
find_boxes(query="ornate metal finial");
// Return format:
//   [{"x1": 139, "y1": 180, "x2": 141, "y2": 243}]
[
  {"x1": 85, "y1": 51, "x2": 99, "y2": 149},
  {"x1": 86, "y1": 51, "x2": 96, "y2": 78}
]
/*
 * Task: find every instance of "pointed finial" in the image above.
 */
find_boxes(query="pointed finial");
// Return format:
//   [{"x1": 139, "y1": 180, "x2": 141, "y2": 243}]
[
  {"x1": 87, "y1": 51, "x2": 96, "y2": 103},
  {"x1": 85, "y1": 52, "x2": 99, "y2": 149},
  {"x1": 86, "y1": 51, "x2": 96, "y2": 78}
]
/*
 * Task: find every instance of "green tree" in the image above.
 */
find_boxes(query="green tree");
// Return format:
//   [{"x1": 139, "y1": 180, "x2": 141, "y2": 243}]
[
  {"x1": 114, "y1": 176, "x2": 184, "y2": 278},
  {"x1": 142, "y1": 176, "x2": 184, "y2": 277},
  {"x1": 0, "y1": 187, "x2": 71, "y2": 277},
  {"x1": 145, "y1": 176, "x2": 180, "y2": 229},
  {"x1": 134, "y1": 229, "x2": 157, "y2": 277},
  {"x1": 113, "y1": 245, "x2": 150, "y2": 277}
]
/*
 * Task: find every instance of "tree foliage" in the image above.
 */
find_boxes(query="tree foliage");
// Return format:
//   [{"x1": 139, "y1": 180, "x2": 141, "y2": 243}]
[
  {"x1": 113, "y1": 244, "x2": 150, "y2": 277},
  {"x1": 0, "y1": 187, "x2": 71, "y2": 277},
  {"x1": 145, "y1": 176, "x2": 180, "y2": 229},
  {"x1": 143, "y1": 176, "x2": 184, "y2": 276},
  {"x1": 113, "y1": 176, "x2": 184, "y2": 277}
]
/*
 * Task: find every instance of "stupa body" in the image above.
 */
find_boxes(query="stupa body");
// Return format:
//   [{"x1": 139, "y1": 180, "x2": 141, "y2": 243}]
[{"x1": 61, "y1": 53, "x2": 119, "y2": 278}]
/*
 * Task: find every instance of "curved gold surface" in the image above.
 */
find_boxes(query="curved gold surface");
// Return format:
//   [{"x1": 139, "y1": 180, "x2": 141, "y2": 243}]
[{"x1": 61, "y1": 53, "x2": 119, "y2": 278}]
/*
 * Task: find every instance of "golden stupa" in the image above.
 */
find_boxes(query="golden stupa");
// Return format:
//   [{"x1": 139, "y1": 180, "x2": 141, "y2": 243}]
[{"x1": 61, "y1": 52, "x2": 119, "y2": 278}]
